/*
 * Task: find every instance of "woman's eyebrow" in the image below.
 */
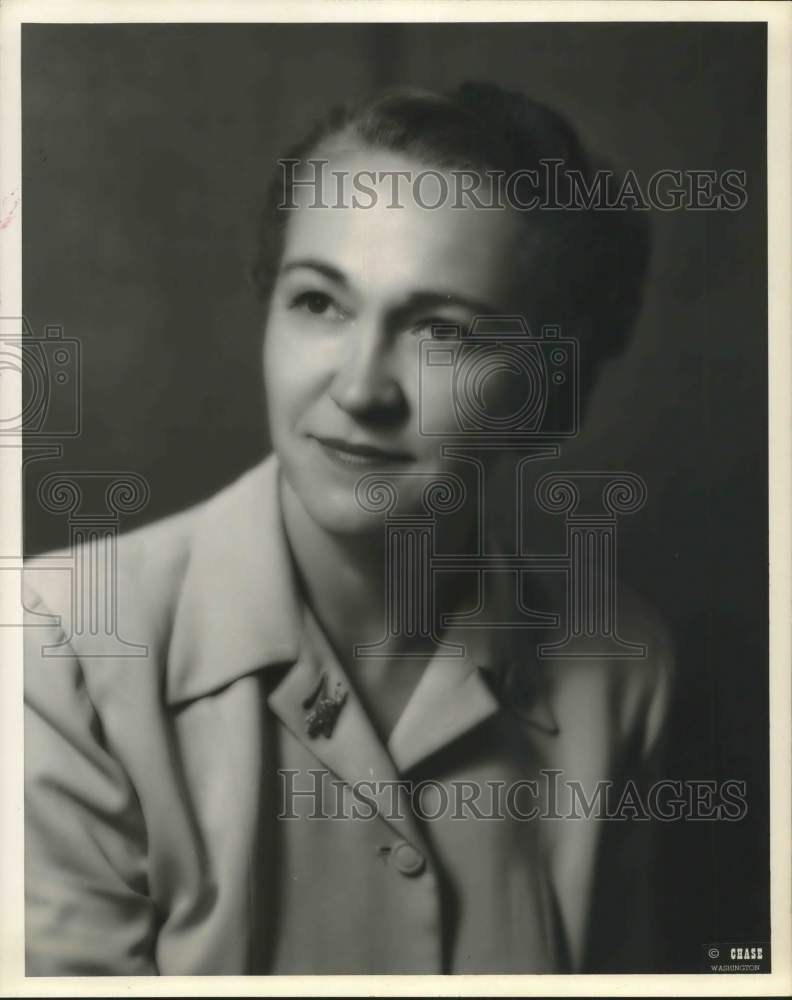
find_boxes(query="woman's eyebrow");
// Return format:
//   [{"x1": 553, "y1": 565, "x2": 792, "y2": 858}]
[
  {"x1": 278, "y1": 261, "x2": 497, "y2": 315},
  {"x1": 279, "y1": 258, "x2": 348, "y2": 286},
  {"x1": 403, "y1": 290, "x2": 498, "y2": 316}
]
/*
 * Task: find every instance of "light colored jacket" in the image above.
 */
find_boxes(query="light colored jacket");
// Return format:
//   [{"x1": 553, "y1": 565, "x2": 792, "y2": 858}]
[{"x1": 23, "y1": 454, "x2": 674, "y2": 975}]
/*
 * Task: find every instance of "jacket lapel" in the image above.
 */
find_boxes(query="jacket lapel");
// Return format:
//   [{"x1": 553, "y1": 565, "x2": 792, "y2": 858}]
[
  {"x1": 266, "y1": 605, "x2": 430, "y2": 852},
  {"x1": 387, "y1": 628, "x2": 560, "y2": 774},
  {"x1": 165, "y1": 455, "x2": 302, "y2": 706},
  {"x1": 387, "y1": 647, "x2": 500, "y2": 774}
]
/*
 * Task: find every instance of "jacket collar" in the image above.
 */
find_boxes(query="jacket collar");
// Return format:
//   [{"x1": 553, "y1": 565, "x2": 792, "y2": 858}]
[
  {"x1": 166, "y1": 455, "x2": 302, "y2": 705},
  {"x1": 165, "y1": 453, "x2": 558, "y2": 746}
]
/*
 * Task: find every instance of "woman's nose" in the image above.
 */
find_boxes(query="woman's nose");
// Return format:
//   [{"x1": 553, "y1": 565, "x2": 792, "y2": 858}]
[{"x1": 328, "y1": 327, "x2": 407, "y2": 424}]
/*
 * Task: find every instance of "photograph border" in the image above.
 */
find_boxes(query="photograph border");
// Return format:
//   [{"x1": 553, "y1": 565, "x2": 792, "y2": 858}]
[{"x1": 1, "y1": 1, "x2": 789, "y2": 996}]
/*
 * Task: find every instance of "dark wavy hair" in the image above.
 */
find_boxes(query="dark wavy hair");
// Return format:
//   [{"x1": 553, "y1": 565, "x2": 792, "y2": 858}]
[{"x1": 251, "y1": 81, "x2": 652, "y2": 411}]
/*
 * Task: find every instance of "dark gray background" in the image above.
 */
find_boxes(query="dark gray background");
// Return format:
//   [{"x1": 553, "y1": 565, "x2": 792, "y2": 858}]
[{"x1": 22, "y1": 22, "x2": 768, "y2": 971}]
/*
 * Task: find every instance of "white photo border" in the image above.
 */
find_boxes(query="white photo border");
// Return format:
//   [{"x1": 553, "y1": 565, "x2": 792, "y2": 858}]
[{"x1": 1, "y1": 2, "x2": 789, "y2": 997}]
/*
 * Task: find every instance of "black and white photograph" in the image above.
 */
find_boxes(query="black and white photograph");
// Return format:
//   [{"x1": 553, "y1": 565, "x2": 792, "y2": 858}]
[{"x1": 0, "y1": 0, "x2": 790, "y2": 993}]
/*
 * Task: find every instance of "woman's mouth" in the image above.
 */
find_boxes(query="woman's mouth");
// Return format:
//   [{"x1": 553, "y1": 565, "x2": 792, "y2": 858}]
[{"x1": 310, "y1": 435, "x2": 414, "y2": 468}]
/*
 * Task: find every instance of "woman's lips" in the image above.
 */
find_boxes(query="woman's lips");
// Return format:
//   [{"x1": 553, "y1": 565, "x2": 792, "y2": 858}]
[{"x1": 310, "y1": 435, "x2": 414, "y2": 468}]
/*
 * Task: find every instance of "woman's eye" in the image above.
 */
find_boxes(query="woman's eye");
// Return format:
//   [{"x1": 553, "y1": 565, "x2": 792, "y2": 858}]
[
  {"x1": 412, "y1": 317, "x2": 466, "y2": 338},
  {"x1": 290, "y1": 290, "x2": 345, "y2": 320}
]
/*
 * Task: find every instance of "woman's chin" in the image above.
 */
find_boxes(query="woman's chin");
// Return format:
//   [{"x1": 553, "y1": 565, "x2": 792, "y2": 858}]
[
  {"x1": 281, "y1": 449, "x2": 454, "y2": 536},
  {"x1": 301, "y1": 493, "x2": 391, "y2": 537}
]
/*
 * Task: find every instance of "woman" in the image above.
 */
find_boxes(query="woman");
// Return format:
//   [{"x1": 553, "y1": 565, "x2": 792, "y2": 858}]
[{"x1": 24, "y1": 82, "x2": 673, "y2": 974}]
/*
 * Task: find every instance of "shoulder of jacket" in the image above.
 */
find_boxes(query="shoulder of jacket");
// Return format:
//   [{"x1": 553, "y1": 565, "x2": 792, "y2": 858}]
[
  {"x1": 23, "y1": 500, "x2": 195, "y2": 623},
  {"x1": 544, "y1": 583, "x2": 675, "y2": 758},
  {"x1": 22, "y1": 460, "x2": 271, "y2": 640},
  {"x1": 602, "y1": 585, "x2": 676, "y2": 756}
]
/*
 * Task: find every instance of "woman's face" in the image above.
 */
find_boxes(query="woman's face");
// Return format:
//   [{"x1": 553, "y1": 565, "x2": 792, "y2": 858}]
[{"x1": 263, "y1": 145, "x2": 530, "y2": 535}]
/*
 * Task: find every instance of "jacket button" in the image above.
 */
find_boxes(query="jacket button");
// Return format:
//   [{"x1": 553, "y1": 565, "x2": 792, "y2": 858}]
[{"x1": 392, "y1": 840, "x2": 426, "y2": 877}]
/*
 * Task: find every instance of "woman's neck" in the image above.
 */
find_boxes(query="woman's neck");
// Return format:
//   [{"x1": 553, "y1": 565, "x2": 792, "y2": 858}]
[
  {"x1": 278, "y1": 472, "x2": 475, "y2": 670},
  {"x1": 279, "y1": 474, "x2": 397, "y2": 666}
]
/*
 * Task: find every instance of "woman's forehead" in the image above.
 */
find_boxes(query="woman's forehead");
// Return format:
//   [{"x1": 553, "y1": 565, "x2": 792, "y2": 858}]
[{"x1": 282, "y1": 149, "x2": 528, "y2": 306}]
